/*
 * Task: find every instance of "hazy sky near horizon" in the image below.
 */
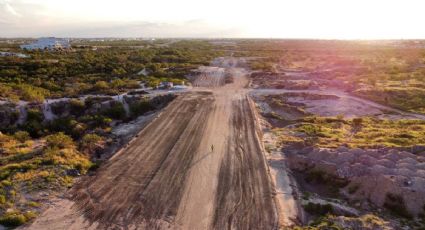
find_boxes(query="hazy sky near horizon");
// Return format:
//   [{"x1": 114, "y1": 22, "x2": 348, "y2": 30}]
[{"x1": 0, "y1": 0, "x2": 424, "y2": 39}]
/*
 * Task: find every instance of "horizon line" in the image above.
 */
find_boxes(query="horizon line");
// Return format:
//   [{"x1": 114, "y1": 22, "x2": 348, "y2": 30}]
[{"x1": 1, "y1": 37, "x2": 425, "y2": 41}]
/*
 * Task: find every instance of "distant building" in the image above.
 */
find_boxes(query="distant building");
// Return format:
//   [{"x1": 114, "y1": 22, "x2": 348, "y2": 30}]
[
  {"x1": 0, "y1": 51, "x2": 29, "y2": 58},
  {"x1": 20, "y1": 37, "x2": 71, "y2": 51}
]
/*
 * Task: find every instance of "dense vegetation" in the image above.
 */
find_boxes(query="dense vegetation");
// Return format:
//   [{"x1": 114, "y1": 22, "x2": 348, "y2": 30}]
[
  {"x1": 0, "y1": 131, "x2": 94, "y2": 226},
  {"x1": 0, "y1": 40, "x2": 223, "y2": 101},
  {"x1": 273, "y1": 116, "x2": 425, "y2": 148}
]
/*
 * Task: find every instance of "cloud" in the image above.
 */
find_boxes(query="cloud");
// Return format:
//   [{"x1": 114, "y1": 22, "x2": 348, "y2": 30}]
[
  {"x1": 4, "y1": 1, "x2": 21, "y2": 17},
  {"x1": 0, "y1": 0, "x2": 20, "y2": 23},
  {"x1": 1, "y1": 18, "x2": 246, "y2": 38}
]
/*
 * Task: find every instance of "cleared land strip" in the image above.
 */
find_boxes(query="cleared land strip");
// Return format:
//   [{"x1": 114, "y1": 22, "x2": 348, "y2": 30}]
[
  {"x1": 25, "y1": 61, "x2": 281, "y2": 230},
  {"x1": 69, "y1": 92, "x2": 214, "y2": 229},
  {"x1": 213, "y1": 96, "x2": 278, "y2": 229}
]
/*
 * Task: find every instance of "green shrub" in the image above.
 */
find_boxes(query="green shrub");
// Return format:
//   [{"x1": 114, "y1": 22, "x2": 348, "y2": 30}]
[
  {"x1": 69, "y1": 99, "x2": 86, "y2": 116},
  {"x1": 80, "y1": 134, "x2": 104, "y2": 154},
  {"x1": 26, "y1": 108, "x2": 43, "y2": 122},
  {"x1": 80, "y1": 115, "x2": 112, "y2": 128},
  {"x1": 13, "y1": 131, "x2": 30, "y2": 143},
  {"x1": 0, "y1": 194, "x2": 6, "y2": 204},
  {"x1": 45, "y1": 132, "x2": 75, "y2": 149},
  {"x1": 297, "y1": 124, "x2": 321, "y2": 136},
  {"x1": 103, "y1": 103, "x2": 126, "y2": 120},
  {"x1": 22, "y1": 120, "x2": 44, "y2": 138},
  {"x1": 48, "y1": 118, "x2": 86, "y2": 138},
  {"x1": 14, "y1": 84, "x2": 50, "y2": 102},
  {"x1": 130, "y1": 99, "x2": 154, "y2": 117},
  {"x1": 93, "y1": 81, "x2": 109, "y2": 91},
  {"x1": 26, "y1": 201, "x2": 40, "y2": 207},
  {"x1": 1, "y1": 180, "x2": 12, "y2": 186},
  {"x1": 0, "y1": 212, "x2": 27, "y2": 227},
  {"x1": 23, "y1": 211, "x2": 37, "y2": 220}
]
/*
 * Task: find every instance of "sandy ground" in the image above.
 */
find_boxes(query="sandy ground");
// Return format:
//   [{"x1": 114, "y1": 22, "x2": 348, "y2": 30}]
[
  {"x1": 24, "y1": 59, "x2": 280, "y2": 230},
  {"x1": 262, "y1": 131, "x2": 304, "y2": 227}
]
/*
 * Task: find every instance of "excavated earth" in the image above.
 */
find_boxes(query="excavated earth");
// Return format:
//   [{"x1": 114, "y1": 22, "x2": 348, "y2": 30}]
[
  {"x1": 24, "y1": 59, "x2": 279, "y2": 230},
  {"x1": 288, "y1": 147, "x2": 425, "y2": 217}
]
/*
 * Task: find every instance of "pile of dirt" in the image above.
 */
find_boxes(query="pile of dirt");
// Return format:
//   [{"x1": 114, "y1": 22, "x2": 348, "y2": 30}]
[{"x1": 288, "y1": 147, "x2": 425, "y2": 217}]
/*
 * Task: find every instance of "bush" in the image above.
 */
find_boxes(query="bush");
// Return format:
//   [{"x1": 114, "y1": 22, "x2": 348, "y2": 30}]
[
  {"x1": 297, "y1": 124, "x2": 321, "y2": 136},
  {"x1": 80, "y1": 115, "x2": 112, "y2": 128},
  {"x1": 48, "y1": 118, "x2": 86, "y2": 138},
  {"x1": 93, "y1": 81, "x2": 109, "y2": 91},
  {"x1": 80, "y1": 134, "x2": 104, "y2": 155},
  {"x1": 111, "y1": 79, "x2": 126, "y2": 89},
  {"x1": 23, "y1": 120, "x2": 44, "y2": 137},
  {"x1": 13, "y1": 131, "x2": 30, "y2": 143},
  {"x1": 26, "y1": 108, "x2": 43, "y2": 122},
  {"x1": 69, "y1": 99, "x2": 86, "y2": 116},
  {"x1": 130, "y1": 99, "x2": 154, "y2": 117},
  {"x1": 0, "y1": 212, "x2": 27, "y2": 227},
  {"x1": 0, "y1": 194, "x2": 5, "y2": 204},
  {"x1": 14, "y1": 84, "x2": 50, "y2": 102},
  {"x1": 103, "y1": 103, "x2": 126, "y2": 120},
  {"x1": 45, "y1": 132, "x2": 75, "y2": 149}
]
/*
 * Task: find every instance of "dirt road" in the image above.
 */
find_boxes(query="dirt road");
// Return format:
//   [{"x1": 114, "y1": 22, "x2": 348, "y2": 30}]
[{"x1": 25, "y1": 59, "x2": 279, "y2": 229}]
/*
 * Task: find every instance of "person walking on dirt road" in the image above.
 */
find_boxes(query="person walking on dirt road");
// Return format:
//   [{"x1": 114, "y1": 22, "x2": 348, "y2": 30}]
[{"x1": 211, "y1": 144, "x2": 214, "y2": 152}]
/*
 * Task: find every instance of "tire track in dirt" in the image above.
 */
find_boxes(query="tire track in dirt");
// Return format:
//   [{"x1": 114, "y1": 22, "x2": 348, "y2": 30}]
[
  {"x1": 68, "y1": 92, "x2": 214, "y2": 229},
  {"x1": 212, "y1": 96, "x2": 278, "y2": 230}
]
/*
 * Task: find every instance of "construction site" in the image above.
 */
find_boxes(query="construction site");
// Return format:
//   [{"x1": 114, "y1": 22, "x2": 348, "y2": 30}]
[{"x1": 24, "y1": 58, "x2": 290, "y2": 230}]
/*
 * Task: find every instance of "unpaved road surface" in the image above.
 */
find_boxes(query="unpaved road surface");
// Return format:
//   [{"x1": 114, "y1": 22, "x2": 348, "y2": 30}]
[
  {"x1": 193, "y1": 66, "x2": 226, "y2": 87},
  {"x1": 25, "y1": 58, "x2": 279, "y2": 230}
]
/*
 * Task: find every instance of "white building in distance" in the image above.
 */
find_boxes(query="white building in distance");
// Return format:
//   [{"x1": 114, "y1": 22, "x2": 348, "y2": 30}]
[
  {"x1": 0, "y1": 52, "x2": 29, "y2": 58},
  {"x1": 20, "y1": 37, "x2": 71, "y2": 51}
]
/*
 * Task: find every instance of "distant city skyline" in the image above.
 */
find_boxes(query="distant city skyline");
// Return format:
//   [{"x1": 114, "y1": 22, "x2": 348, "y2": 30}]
[{"x1": 1, "y1": 0, "x2": 425, "y2": 39}]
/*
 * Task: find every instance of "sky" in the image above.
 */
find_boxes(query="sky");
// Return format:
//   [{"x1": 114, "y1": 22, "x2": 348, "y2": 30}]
[{"x1": 0, "y1": 0, "x2": 424, "y2": 39}]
